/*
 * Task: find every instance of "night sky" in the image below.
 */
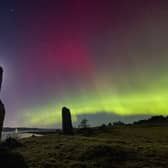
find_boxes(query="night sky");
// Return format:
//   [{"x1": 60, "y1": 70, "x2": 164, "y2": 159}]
[{"x1": 1, "y1": 0, "x2": 168, "y2": 127}]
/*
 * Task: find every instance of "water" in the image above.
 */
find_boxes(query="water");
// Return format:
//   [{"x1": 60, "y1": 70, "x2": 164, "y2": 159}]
[{"x1": 1, "y1": 130, "x2": 42, "y2": 141}]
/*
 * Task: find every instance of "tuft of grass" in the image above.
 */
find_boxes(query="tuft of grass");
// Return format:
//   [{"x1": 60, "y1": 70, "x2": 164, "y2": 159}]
[{"x1": 1, "y1": 137, "x2": 23, "y2": 149}]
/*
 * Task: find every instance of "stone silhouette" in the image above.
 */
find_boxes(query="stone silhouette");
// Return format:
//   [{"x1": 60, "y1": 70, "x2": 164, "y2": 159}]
[
  {"x1": 62, "y1": 107, "x2": 73, "y2": 134},
  {"x1": 0, "y1": 66, "x2": 5, "y2": 140},
  {"x1": 0, "y1": 67, "x2": 2, "y2": 91}
]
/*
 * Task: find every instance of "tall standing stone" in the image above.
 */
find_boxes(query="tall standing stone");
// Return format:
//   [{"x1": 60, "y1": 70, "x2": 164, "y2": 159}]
[
  {"x1": 0, "y1": 67, "x2": 2, "y2": 91},
  {"x1": 0, "y1": 67, "x2": 5, "y2": 140},
  {"x1": 0, "y1": 101, "x2": 5, "y2": 140},
  {"x1": 62, "y1": 107, "x2": 73, "y2": 134}
]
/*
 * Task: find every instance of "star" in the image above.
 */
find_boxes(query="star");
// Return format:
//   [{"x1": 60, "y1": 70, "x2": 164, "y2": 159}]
[{"x1": 9, "y1": 8, "x2": 15, "y2": 14}]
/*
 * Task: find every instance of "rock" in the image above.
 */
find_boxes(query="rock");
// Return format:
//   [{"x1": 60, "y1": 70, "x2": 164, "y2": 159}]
[
  {"x1": 0, "y1": 66, "x2": 3, "y2": 91},
  {"x1": 0, "y1": 66, "x2": 5, "y2": 140},
  {"x1": 62, "y1": 107, "x2": 73, "y2": 135},
  {"x1": 0, "y1": 101, "x2": 5, "y2": 140}
]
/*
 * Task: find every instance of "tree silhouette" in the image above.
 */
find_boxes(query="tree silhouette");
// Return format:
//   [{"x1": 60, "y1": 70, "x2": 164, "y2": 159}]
[{"x1": 79, "y1": 119, "x2": 89, "y2": 129}]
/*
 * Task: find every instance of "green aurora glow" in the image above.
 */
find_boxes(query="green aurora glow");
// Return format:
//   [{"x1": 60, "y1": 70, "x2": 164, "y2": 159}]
[{"x1": 22, "y1": 72, "x2": 168, "y2": 126}]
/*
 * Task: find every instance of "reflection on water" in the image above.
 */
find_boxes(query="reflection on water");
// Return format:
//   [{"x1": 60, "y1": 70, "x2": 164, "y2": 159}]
[{"x1": 2, "y1": 130, "x2": 42, "y2": 141}]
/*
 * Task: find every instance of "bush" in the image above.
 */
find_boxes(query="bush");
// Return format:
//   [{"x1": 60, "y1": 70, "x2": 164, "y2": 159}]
[{"x1": 113, "y1": 121, "x2": 125, "y2": 126}]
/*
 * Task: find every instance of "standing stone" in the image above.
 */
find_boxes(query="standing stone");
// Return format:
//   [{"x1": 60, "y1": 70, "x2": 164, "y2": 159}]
[
  {"x1": 0, "y1": 101, "x2": 5, "y2": 140},
  {"x1": 0, "y1": 66, "x2": 5, "y2": 140},
  {"x1": 62, "y1": 107, "x2": 73, "y2": 134},
  {"x1": 0, "y1": 67, "x2": 2, "y2": 91}
]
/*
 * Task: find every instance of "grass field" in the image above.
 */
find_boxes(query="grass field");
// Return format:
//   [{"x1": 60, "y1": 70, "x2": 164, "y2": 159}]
[{"x1": 9, "y1": 125, "x2": 168, "y2": 168}]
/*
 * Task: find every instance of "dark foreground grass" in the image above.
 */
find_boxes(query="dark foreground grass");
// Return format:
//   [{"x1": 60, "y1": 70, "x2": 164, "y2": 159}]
[
  {"x1": 0, "y1": 145, "x2": 28, "y2": 168},
  {"x1": 11, "y1": 125, "x2": 168, "y2": 168}
]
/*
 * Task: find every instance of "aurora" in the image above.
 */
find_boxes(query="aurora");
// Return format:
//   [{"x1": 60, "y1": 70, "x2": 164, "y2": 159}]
[
  {"x1": 1, "y1": 0, "x2": 168, "y2": 127},
  {"x1": 22, "y1": 71, "x2": 168, "y2": 126}
]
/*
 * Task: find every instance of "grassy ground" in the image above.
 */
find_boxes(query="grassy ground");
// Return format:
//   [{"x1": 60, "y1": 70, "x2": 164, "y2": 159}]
[{"x1": 12, "y1": 125, "x2": 168, "y2": 168}]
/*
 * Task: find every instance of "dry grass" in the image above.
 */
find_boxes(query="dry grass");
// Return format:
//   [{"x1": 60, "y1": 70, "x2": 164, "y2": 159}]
[{"x1": 12, "y1": 125, "x2": 168, "y2": 168}]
